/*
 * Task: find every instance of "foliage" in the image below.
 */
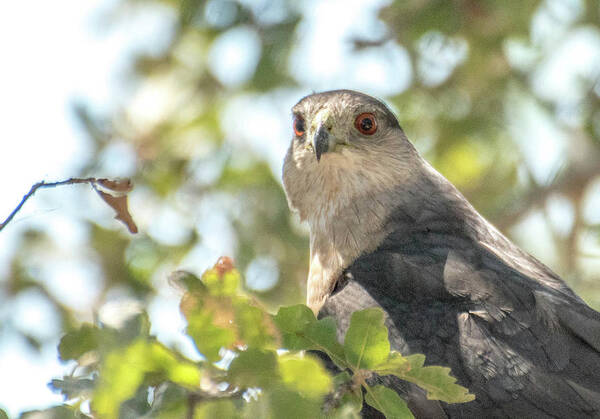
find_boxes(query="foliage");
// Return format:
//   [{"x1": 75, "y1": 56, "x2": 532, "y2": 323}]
[{"x1": 23, "y1": 258, "x2": 472, "y2": 418}]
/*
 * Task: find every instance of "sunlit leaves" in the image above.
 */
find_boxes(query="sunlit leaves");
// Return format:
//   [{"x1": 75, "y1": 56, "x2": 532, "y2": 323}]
[
  {"x1": 272, "y1": 304, "x2": 316, "y2": 342},
  {"x1": 278, "y1": 355, "x2": 332, "y2": 399},
  {"x1": 46, "y1": 260, "x2": 475, "y2": 419},
  {"x1": 373, "y1": 351, "x2": 410, "y2": 376},
  {"x1": 181, "y1": 258, "x2": 277, "y2": 360},
  {"x1": 273, "y1": 304, "x2": 345, "y2": 368},
  {"x1": 373, "y1": 353, "x2": 475, "y2": 404},
  {"x1": 389, "y1": 354, "x2": 475, "y2": 403},
  {"x1": 234, "y1": 301, "x2": 276, "y2": 348},
  {"x1": 186, "y1": 308, "x2": 237, "y2": 362},
  {"x1": 93, "y1": 340, "x2": 201, "y2": 418},
  {"x1": 201, "y1": 267, "x2": 240, "y2": 297},
  {"x1": 273, "y1": 304, "x2": 473, "y2": 416},
  {"x1": 344, "y1": 308, "x2": 390, "y2": 370}
]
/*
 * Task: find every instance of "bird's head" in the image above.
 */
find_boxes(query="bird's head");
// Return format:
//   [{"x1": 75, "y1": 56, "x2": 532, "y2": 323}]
[
  {"x1": 282, "y1": 90, "x2": 418, "y2": 222},
  {"x1": 288, "y1": 89, "x2": 402, "y2": 162}
]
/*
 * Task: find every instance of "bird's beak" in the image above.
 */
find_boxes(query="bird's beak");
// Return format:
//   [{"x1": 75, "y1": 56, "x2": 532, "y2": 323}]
[
  {"x1": 313, "y1": 123, "x2": 330, "y2": 162},
  {"x1": 310, "y1": 110, "x2": 336, "y2": 162}
]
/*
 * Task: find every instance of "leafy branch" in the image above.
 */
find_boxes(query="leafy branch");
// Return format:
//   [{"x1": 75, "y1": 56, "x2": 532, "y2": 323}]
[
  {"x1": 274, "y1": 305, "x2": 474, "y2": 418},
  {"x1": 43, "y1": 257, "x2": 473, "y2": 419}
]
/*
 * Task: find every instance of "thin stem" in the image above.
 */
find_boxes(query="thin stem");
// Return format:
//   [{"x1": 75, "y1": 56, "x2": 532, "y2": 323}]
[{"x1": 0, "y1": 177, "x2": 98, "y2": 232}]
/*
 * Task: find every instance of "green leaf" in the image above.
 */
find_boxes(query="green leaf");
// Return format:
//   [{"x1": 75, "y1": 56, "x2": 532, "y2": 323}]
[
  {"x1": 202, "y1": 269, "x2": 240, "y2": 296},
  {"x1": 344, "y1": 308, "x2": 390, "y2": 370},
  {"x1": 228, "y1": 348, "x2": 278, "y2": 389},
  {"x1": 186, "y1": 309, "x2": 236, "y2": 362},
  {"x1": 364, "y1": 385, "x2": 413, "y2": 419},
  {"x1": 401, "y1": 364, "x2": 475, "y2": 403},
  {"x1": 273, "y1": 304, "x2": 316, "y2": 340},
  {"x1": 405, "y1": 354, "x2": 426, "y2": 369},
  {"x1": 58, "y1": 324, "x2": 101, "y2": 361},
  {"x1": 0, "y1": 409, "x2": 7, "y2": 419},
  {"x1": 234, "y1": 300, "x2": 275, "y2": 349},
  {"x1": 373, "y1": 351, "x2": 410, "y2": 375},
  {"x1": 278, "y1": 354, "x2": 333, "y2": 399},
  {"x1": 304, "y1": 318, "x2": 346, "y2": 368},
  {"x1": 268, "y1": 387, "x2": 322, "y2": 419},
  {"x1": 59, "y1": 314, "x2": 151, "y2": 362},
  {"x1": 195, "y1": 399, "x2": 238, "y2": 419},
  {"x1": 380, "y1": 353, "x2": 474, "y2": 403},
  {"x1": 168, "y1": 270, "x2": 206, "y2": 293},
  {"x1": 146, "y1": 342, "x2": 202, "y2": 387},
  {"x1": 92, "y1": 340, "x2": 201, "y2": 418},
  {"x1": 273, "y1": 305, "x2": 345, "y2": 368}
]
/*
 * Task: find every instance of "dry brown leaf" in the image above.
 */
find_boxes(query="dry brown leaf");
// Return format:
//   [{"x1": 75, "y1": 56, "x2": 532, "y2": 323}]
[
  {"x1": 214, "y1": 256, "x2": 235, "y2": 276},
  {"x1": 96, "y1": 190, "x2": 138, "y2": 234},
  {"x1": 97, "y1": 178, "x2": 134, "y2": 192}
]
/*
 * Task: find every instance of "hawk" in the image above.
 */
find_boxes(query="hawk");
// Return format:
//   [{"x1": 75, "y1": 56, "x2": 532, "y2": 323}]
[{"x1": 282, "y1": 90, "x2": 600, "y2": 418}]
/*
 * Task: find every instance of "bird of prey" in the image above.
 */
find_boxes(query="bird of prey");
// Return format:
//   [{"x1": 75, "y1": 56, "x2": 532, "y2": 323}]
[{"x1": 282, "y1": 90, "x2": 600, "y2": 418}]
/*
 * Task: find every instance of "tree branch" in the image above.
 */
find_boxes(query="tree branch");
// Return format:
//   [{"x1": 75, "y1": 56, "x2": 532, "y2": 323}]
[{"x1": 0, "y1": 177, "x2": 137, "y2": 233}]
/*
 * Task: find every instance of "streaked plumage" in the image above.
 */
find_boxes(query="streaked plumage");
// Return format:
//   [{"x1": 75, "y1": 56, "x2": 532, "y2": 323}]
[{"x1": 282, "y1": 90, "x2": 600, "y2": 418}]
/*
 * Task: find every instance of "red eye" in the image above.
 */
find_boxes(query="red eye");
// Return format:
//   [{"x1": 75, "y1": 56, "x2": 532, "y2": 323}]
[
  {"x1": 355, "y1": 113, "x2": 377, "y2": 135},
  {"x1": 293, "y1": 115, "x2": 305, "y2": 136}
]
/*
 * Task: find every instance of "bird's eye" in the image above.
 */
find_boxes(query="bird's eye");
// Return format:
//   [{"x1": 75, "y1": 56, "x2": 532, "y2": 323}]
[
  {"x1": 293, "y1": 115, "x2": 305, "y2": 137},
  {"x1": 355, "y1": 113, "x2": 377, "y2": 135}
]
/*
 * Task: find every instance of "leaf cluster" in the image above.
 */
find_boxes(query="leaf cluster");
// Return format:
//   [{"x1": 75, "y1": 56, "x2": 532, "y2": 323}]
[{"x1": 32, "y1": 258, "x2": 472, "y2": 419}]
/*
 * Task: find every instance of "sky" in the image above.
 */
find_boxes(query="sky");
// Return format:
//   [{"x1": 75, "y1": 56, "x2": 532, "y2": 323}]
[
  {"x1": 0, "y1": 0, "x2": 177, "y2": 414},
  {"x1": 0, "y1": 0, "x2": 599, "y2": 416}
]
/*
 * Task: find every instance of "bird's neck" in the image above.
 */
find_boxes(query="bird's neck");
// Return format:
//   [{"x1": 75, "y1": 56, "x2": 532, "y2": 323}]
[
  {"x1": 304, "y1": 148, "x2": 420, "y2": 313},
  {"x1": 306, "y1": 205, "x2": 390, "y2": 314}
]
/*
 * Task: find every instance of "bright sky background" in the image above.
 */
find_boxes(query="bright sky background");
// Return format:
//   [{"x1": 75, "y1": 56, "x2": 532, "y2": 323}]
[
  {"x1": 0, "y1": 1, "x2": 115, "y2": 413},
  {"x1": 0, "y1": 0, "x2": 599, "y2": 416},
  {"x1": 0, "y1": 0, "x2": 176, "y2": 414}
]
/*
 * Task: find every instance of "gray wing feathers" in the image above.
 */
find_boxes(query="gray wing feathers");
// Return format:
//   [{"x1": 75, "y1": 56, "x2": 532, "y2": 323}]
[
  {"x1": 445, "y1": 247, "x2": 600, "y2": 416},
  {"x1": 321, "y1": 225, "x2": 600, "y2": 417}
]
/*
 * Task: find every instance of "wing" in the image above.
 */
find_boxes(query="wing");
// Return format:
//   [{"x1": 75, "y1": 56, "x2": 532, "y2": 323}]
[{"x1": 320, "y1": 220, "x2": 600, "y2": 418}]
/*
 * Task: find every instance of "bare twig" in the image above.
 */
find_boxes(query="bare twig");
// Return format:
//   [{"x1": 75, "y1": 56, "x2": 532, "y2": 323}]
[{"x1": 0, "y1": 177, "x2": 138, "y2": 233}]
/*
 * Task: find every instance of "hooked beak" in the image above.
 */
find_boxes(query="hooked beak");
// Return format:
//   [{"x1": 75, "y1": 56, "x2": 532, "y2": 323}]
[{"x1": 312, "y1": 123, "x2": 330, "y2": 162}]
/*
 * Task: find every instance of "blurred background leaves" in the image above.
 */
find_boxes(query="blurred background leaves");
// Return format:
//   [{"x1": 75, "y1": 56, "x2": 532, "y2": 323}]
[{"x1": 1, "y1": 0, "x2": 600, "y2": 415}]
